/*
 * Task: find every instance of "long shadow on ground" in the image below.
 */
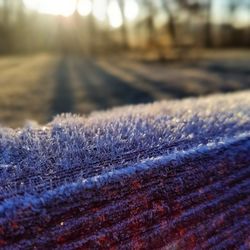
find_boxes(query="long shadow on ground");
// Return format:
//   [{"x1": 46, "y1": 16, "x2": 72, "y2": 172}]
[
  {"x1": 114, "y1": 62, "x2": 195, "y2": 98},
  {"x1": 200, "y1": 62, "x2": 250, "y2": 91},
  {"x1": 51, "y1": 57, "x2": 75, "y2": 116},
  {"x1": 117, "y1": 60, "x2": 250, "y2": 97},
  {"x1": 74, "y1": 57, "x2": 154, "y2": 110}
]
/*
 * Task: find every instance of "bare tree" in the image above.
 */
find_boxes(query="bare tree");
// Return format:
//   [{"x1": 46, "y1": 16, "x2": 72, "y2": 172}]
[
  {"x1": 142, "y1": 0, "x2": 157, "y2": 46},
  {"x1": 204, "y1": 0, "x2": 213, "y2": 47},
  {"x1": 161, "y1": 0, "x2": 177, "y2": 46},
  {"x1": 118, "y1": 0, "x2": 129, "y2": 49},
  {"x1": 175, "y1": 0, "x2": 213, "y2": 47},
  {"x1": 2, "y1": 0, "x2": 9, "y2": 25},
  {"x1": 228, "y1": 0, "x2": 238, "y2": 25}
]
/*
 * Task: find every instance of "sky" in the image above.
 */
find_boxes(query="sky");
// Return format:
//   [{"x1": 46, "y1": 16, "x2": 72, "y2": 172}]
[
  {"x1": 22, "y1": 0, "x2": 140, "y2": 28},
  {"x1": 21, "y1": 0, "x2": 250, "y2": 28}
]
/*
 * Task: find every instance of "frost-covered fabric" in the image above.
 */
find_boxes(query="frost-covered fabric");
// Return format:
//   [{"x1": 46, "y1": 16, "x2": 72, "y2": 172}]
[{"x1": 0, "y1": 91, "x2": 250, "y2": 249}]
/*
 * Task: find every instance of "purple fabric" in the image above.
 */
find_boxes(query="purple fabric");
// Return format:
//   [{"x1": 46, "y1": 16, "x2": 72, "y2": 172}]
[{"x1": 0, "y1": 91, "x2": 249, "y2": 249}]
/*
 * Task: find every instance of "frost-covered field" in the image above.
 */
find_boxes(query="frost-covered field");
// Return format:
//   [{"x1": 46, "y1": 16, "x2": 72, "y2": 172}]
[
  {"x1": 0, "y1": 91, "x2": 249, "y2": 248},
  {"x1": 0, "y1": 52, "x2": 249, "y2": 127}
]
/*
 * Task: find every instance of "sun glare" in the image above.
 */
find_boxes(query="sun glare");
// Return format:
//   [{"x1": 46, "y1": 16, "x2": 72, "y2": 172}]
[
  {"x1": 23, "y1": 0, "x2": 39, "y2": 10},
  {"x1": 77, "y1": 0, "x2": 92, "y2": 16},
  {"x1": 108, "y1": 0, "x2": 123, "y2": 28},
  {"x1": 125, "y1": 0, "x2": 139, "y2": 21},
  {"x1": 92, "y1": 0, "x2": 107, "y2": 21},
  {"x1": 23, "y1": 0, "x2": 75, "y2": 17},
  {"x1": 23, "y1": 0, "x2": 139, "y2": 27}
]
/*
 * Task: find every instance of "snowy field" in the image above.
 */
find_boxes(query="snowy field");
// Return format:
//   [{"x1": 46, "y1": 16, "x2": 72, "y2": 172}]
[{"x1": 0, "y1": 51, "x2": 249, "y2": 127}]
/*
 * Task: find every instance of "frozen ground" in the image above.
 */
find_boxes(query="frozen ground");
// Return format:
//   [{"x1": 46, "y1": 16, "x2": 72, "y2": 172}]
[{"x1": 0, "y1": 51, "x2": 249, "y2": 127}]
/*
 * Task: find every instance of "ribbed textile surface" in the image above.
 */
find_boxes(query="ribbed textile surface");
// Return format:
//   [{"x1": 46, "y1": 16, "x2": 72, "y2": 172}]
[{"x1": 0, "y1": 91, "x2": 250, "y2": 249}]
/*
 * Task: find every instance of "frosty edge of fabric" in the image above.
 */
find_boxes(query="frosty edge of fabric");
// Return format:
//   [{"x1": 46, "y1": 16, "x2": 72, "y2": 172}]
[{"x1": 0, "y1": 91, "x2": 249, "y2": 249}]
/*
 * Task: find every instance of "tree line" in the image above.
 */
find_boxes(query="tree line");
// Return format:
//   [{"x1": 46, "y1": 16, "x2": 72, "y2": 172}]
[{"x1": 0, "y1": 0, "x2": 249, "y2": 55}]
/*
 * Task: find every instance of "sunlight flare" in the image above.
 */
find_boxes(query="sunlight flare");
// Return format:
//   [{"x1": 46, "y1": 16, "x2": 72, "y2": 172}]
[
  {"x1": 125, "y1": 0, "x2": 139, "y2": 21},
  {"x1": 23, "y1": 0, "x2": 75, "y2": 17},
  {"x1": 23, "y1": 0, "x2": 138, "y2": 24},
  {"x1": 23, "y1": 0, "x2": 40, "y2": 10},
  {"x1": 108, "y1": 0, "x2": 123, "y2": 28},
  {"x1": 93, "y1": 0, "x2": 107, "y2": 21},
  {"x1": 77, "y1": 0, "x2": 92, "y2": 16}
]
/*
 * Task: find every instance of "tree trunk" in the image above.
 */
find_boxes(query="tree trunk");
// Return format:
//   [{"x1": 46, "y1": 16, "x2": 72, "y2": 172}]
[
  {"x1": 143, "y1": 0, "x2": 156, "y2": 46},
  {"x1": 162, "y1": 1, "x2": 177, "y2": 47},
  {"x1": 118, "y1": 0, "x2": 129, "y2": 49},
  {"x1": 3, "y1": 0, "x2": 9, "y2": 25},
  {"x1": 205, "y1": 0, "x2": 213, "y2": 48}
]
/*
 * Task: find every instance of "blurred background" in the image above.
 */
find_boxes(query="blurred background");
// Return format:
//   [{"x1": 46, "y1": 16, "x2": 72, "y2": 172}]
[{"x1": 0, "y1": 0, "x2": 249, "y2": 127}]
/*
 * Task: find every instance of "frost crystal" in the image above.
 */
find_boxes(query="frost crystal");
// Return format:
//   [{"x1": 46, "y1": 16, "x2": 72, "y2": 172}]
[{"x1": 0, "y1": 91, "x2": 249, "y2": 249}]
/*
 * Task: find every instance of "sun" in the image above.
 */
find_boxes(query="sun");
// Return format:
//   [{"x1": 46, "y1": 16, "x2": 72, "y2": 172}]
[
  {"x1": 77, "y1": 0, "x2": 92, "y2": 17},
  {"x1": 23, "y1": 0, "x2": 139, "y2": 26},
  {"x1": 107, "y1": 0, "x2": 139, "y2": 28},
  {"x1": 108, "y1": 0, "x2": 123, "y2": 28},
  {"x1": 125, "y1": 0, "x2": 139, "y2": 21},
  {"x1": 23, "y1": 0, "x2": 76, "y2": 17}
]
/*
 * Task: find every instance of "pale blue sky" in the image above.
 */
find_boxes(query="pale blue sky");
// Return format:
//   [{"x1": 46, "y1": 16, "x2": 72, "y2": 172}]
[{"x1": 213, "y1": 0, "x2": 250, "y2": 27}]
